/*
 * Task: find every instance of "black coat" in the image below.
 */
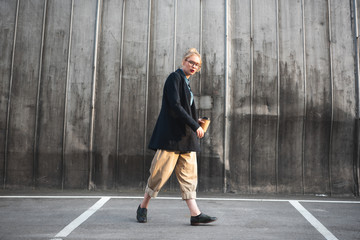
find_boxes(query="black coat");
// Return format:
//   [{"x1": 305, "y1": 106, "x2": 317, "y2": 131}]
[{"x1": 148, "y1": 69, "x2": 201, "y2": 152}]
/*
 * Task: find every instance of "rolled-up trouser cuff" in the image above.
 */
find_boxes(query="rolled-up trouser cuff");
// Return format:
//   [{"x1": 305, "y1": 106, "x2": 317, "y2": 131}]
[
  {"x1": 182, "y1": 191, "x2": 196, "y2": 200},
  {"x1": 145, "y1": 185, "x2": 159, "y2": 198}
]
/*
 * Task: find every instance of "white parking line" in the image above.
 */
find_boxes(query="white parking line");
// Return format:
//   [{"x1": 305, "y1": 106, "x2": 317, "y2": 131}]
[
  {"x1": 0, "y1": 195, "x2": 359, "y2": 204},
  {"x1": 290, "y1": 200, "x2": 339, "y2": 240},
  {"x1": 53, "y1": 197, "x2": 110, "y2": 238}
]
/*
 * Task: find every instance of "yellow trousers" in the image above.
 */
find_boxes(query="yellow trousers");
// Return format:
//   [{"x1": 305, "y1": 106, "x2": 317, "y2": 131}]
[{"x1": 145, "y1": 150, "x2": 198, "y2": 200}]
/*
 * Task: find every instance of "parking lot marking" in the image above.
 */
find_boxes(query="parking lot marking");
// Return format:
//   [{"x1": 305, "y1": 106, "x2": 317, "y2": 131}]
[
  {"x1": 290, "y1": 200, "x2": 339, "y2": 240},
  {"x1": 54, "y1": 197, "x2": 110, "y2": 238},
  {"x1": 0, "y1": 195, "x2": 359, "y2": 204}
]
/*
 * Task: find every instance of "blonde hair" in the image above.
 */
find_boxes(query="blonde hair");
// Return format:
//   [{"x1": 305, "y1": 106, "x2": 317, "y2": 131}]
[{"x1": 182, "y1": 48, "x2": 202, "y2": 71}]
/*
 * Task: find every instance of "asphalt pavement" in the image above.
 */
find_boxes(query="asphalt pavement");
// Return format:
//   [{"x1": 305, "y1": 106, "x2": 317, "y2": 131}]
[{"x1": 0, "y1": 190, "x2": 359, "y2": 240}]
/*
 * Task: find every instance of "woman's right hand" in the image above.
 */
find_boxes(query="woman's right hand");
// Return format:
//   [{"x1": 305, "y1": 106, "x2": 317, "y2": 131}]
[{"x1": 196, "y1": 127, "x2": 204, "y2": 139}]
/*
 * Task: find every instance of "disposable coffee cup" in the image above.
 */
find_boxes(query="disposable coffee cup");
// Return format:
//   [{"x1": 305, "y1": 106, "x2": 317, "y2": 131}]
[{"x1": 200, "y1": 117, "x2": 210, "y2": 132}]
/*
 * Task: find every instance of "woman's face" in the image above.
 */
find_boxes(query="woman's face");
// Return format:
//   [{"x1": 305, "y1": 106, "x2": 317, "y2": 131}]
[{"x1": 182, "y1": 54, "x2": 201, "y2": 77}]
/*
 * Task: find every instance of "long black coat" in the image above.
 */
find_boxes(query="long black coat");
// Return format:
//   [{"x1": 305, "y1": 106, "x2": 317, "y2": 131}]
[{"x1": 148, "y1": 69, "x2": 201, "y2": 152}]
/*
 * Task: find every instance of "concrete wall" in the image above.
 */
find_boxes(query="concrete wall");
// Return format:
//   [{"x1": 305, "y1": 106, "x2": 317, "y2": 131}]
[{"x1": 0, "y1": 0, "x2": 359, "y2": 196}]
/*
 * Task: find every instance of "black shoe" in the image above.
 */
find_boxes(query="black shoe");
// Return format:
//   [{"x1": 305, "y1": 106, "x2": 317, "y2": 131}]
[
  {"x1": 190, "y1": 213, "x2": 217, "y2": 226},
  {"x1": 136, "y1": 205, "x2": 147, "y2": 223}
]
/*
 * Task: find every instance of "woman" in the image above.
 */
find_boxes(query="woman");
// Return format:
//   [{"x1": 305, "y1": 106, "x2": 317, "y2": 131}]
[{"x1": 136, "y1": 48, "x2": 217, "y2": 226}]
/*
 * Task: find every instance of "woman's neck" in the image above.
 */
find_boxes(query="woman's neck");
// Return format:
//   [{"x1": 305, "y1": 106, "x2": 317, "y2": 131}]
[{"x1": 181, "y1": 68, "x2": 190, "y2": 79}]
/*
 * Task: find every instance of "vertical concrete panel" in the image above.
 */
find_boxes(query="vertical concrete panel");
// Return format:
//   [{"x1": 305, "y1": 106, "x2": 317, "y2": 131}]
[
  {"x1": 356, "y1": 0, "x2": 360, "y2": 197},
  {"x1": 0, "y1": 0, "x2": 17, "y2": 186},
  {"x1": 93, "y1": 0, "x2": 123, "y2": 189},
  {"x1": 277, "y1": 0, "x2": 305, "y2": 194},
  {"x1": 199, "y1": 0, "x2": 225, "y2": 191},
  {"x1": 117, "y1": 0, "x2": 150, "y2": 188},
  {"x1": 175, "y1": 0, "x2": 201, "y2": 94},
  {"x1": 228, "y1": 0, "x2": 252, "y2": 193},
  {"x1": 146, "y1": 0, "x2": 176, "y2": 191},
  {"x1": 329, "y1": 0, "x2": 356, "y2": 195},
  {"x1": 36, "y1": 0, "x2": 71, "y2": 188},
  {"x1": 6, "y1": 0, "x2": 44, "y2": 187},
  {"x1": 64, "y1": 0, "x2": 97, "y2": 188},
  {"x1": 147, "y1": 0, "x2": 175, "y2": 136},
  {"x1": 251, "y1": 0, "x2": 278, "y2": 193},
  {"x1": 303, "y1": 0, "x2": 332, "y2": 194}
]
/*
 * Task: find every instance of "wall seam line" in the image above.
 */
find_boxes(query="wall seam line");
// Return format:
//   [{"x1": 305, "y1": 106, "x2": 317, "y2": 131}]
[
  {"x1": 88, "y1": 0, "x2": 102, "y2": 190},
  {"x1": 115, "y1": 0, "x2": 126, "y2": 189},
  {"x1": 62, "y1": 0, "x2": 74, "y2": 190},
  {"x1": 223, "y1": 0, "x2": 229, "y2": 193},
  {"x1": 353, "y1": 0, "x2": 360, "y2": 197},
  {"x1": 173, "y1": 0, "x2": 177, "y2": 71},
  {"x1": 327, "y1": 0, "x2": 334, "y2": 196},
  {"x1": 198, "y1": 0, "x2": 203, "y2": 186},
  {"x1": 249, "y1": 0, "x2": 254, "y2": 194},
  {"x1": 143, "y1": 0, "x2": 152, "y2": 186},
  {"x1": 33, "y1": 0, "x2": 48, "y2": 188},
  {"x1": 275, "y1": 0, "x2": 280, "y2": 193},
  {"x1": 301, "y1": 0, "x2": 307, "y2": 195}
]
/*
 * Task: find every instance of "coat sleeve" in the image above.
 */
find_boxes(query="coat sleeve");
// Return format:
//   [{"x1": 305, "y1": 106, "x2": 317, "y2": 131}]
[{"x1": 164, "y1": 72, "x2": 200, "y2": 132}]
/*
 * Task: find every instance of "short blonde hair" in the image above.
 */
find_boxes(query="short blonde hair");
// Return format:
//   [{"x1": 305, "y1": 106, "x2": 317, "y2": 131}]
[{"x1": 182, "y1": 48, "x2": 202, "y2": 71}]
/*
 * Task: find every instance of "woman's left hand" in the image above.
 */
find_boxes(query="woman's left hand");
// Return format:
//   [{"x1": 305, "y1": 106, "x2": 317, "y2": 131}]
[{"x1": 196, "y1": 127, "x2": 204, "y2": 139}]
